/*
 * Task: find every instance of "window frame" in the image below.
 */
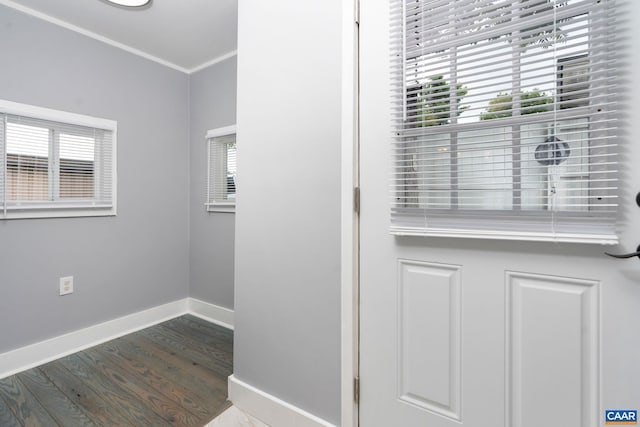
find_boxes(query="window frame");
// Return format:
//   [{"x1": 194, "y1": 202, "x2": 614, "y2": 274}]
[
  {"x1": 390, "y1": 0, "x2": 618, "y2": 245},
  {"x1": 205, "y1": 125, "x2": 237, "y2": 213},
  {"x1": 0, "y1": 99, "x2": 117, "y2": 220}
]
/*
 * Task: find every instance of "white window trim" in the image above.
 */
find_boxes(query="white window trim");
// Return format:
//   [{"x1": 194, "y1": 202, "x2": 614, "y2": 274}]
[
  {"x1": 206, "y1": 125, "x2": 237, "y2": 141},
  {"x1": 0, "y1": 99, "x2": 117, "y2": 219},
  {"x1": 0, "y1": 100, "x2": 116, "y2": 132},
  {"x1": 206, "y1": 125, "x2": 236, "y2": 213}
]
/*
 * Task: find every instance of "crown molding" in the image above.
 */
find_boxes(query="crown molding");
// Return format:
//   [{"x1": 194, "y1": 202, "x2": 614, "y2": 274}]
[
  {"x1": 189, "y1": 50, "x2": 238, "y2": 74},
  {"x1": 0, "y1": 0, "x2": 237, "y2": 75}
]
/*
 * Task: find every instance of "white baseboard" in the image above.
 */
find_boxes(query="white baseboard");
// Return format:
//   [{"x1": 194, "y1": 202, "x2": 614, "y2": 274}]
[
  {"x1": 188, "y1": 297, "x2": 234, "y2": 330},
  {"x1": 0, "y1": 299, "x2": 188, "y2": 380},
  {"x1": 228, "y1": 375, "x2": 336, "y2": 427},
  {"x1": 0, "y1": 297, "x2": 235, "y2": 380}
]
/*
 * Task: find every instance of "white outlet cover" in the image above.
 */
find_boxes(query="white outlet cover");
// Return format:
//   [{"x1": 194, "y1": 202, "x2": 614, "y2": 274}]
[{"x1": 59, "y1": 276, "x2": 73, "y2": 296}]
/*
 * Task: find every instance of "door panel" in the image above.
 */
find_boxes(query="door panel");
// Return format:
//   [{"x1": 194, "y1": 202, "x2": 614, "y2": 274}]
[
  {"x1": 397, "y1": 260, "x2": 462, "y2": 422},
  {"x1": 506, "y1": 272, "x2": 599, "y2": 427},
  {"x1": 359, "y1": 1, "x2": 640, "y2": 426}
]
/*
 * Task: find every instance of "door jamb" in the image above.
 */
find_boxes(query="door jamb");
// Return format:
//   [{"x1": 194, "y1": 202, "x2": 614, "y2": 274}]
[{"x1": 341, "y1": 0, "x2": 360, "y2": 426}]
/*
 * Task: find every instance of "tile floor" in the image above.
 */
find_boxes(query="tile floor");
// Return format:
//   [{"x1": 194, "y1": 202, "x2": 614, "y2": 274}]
[{"x1": 206, "y1": 406, "x2": 270, "y2": 427}]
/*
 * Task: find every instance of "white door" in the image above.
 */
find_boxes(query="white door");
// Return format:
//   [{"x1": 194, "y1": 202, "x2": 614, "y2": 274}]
[{"x1": 359, "y1": 1, "x2": 640, "y2": 426}]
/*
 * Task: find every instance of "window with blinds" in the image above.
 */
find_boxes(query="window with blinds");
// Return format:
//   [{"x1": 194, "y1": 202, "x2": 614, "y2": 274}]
[
  {"x1": 206, "y1": 125, "x2": 237, "y2": 212},
  {"x1": 0, "y1": 100, "x2": 116, "y2": 219},
  {"x1": 390, "y1": 0, "x2": 618, "y2": 243}
]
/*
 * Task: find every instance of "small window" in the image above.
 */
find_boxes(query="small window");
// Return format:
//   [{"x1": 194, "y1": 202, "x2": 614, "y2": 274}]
[
  {"x1": 206, "y1": 125, "x2": 236, "y2": 212},
  {"x1": 0, "y1": 100, "x2": 116, "y2": 219}
]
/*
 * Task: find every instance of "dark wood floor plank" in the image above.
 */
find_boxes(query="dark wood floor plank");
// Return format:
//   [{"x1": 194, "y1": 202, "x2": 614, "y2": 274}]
[
  {"x1": 102, "y1": 336, "x2": 228, "y2": 416},
  {"x1": 160, "y1": 324, "x2": 232, "y2": 362},
  {"x1": 94, "y1": 339, "x2": 213, "y2": 422},
  {"x1": 139, "y1": 325, "x2": 233, "y2": 379},
  {"x1": 79, "y1": 348, "x2": 202, "y2": 427},
  {"x1": 0, "y1": 375, "x2": 59, "y2": 427},
  {"x1": 0, "y1": 395, "x2": 22, "y2": 427},
  {"x1": 17, "y1": 368, "x2": 98, "y2": 427},
  {"x1": 132, "y1": 330, "x2": 227, "y2": 389},
  {"x1": 57, "y1": 354, "x2": 173, "y2": 427},
  {"x1": 172, "y1": 315, "x2": 233, "y2": 345},
  {"x1": 150, "y1": 319, "x2": 233, "y2": 355},
  {"x1": 0, "y1": 316, "x2": 232, "y2": 427},
  {"x1": 163, "y1": 315, "x2": 233, "y2": 351},
  {"x1": 38, "y1": 361, "x2": 133, "y2": 427},
  {"x1": 156, "y1": 325, "x2": 233, "y2": 368},
  {"x1": 162, "y1": 319, "x2": 233, "y2": 356},
  {"x1": 119, "y1": 334, "x2": 228, "y2": 406}
]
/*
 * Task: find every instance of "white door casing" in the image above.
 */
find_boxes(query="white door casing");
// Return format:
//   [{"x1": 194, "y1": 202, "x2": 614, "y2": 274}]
[{"x1": 359, "y1": 1, "x2": 640, "y2": 427}]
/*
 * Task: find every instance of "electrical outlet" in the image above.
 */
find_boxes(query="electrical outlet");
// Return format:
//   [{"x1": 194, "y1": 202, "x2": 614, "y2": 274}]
[{"x1": 59, "y1": 276, "x2": 73, "y2": 296}]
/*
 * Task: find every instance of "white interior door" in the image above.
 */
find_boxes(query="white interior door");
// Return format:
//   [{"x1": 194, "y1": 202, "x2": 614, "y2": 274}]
[{"x1": 359, "y1": 1, "x2": 640, "y2": 426}]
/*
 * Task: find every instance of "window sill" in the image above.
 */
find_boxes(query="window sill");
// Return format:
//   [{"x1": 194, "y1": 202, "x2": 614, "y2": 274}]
[
  {"x1": 390, "y1": 226, "x2": 618, "y2": 245},
  {"x1": 1, "y1": 206, "x2": 116, "y2": 220},
  {"x1": 206, "y1": 203, "x2": 236, "y2": 214}
]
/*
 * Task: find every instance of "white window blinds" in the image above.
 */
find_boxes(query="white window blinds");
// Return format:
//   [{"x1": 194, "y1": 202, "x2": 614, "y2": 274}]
[
  {"x1": 206, "y1": 126, "x2": 237, "y2": 212},
  {"x1": 0, "y1": 100, "x2": 116, "y2": 219},
  {"x1": 390, "y1": 0, "x2": 618, "y2": 243}
]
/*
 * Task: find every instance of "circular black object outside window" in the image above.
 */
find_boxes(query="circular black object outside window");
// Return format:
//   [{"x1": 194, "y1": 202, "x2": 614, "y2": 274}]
[{"x1": 535, "y1": 136, "x2": 570, "y2": 166}]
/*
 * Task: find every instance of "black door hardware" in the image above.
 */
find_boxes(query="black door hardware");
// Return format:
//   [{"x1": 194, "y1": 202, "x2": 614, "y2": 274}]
[{"x1": 605, "y1": 244, "x2": 640, "y2": 260}]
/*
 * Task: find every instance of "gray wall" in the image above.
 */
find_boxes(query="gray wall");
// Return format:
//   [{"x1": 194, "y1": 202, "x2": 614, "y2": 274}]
[
  {"x1": 0, "y1": 5, "x2": 190, "y2": 353},
  {"x1": 234, "y1": 0, "x2": 342, "y2": 423},
  {"x1": 189, "y1": 57, "x2": 237, "y2": 309}
]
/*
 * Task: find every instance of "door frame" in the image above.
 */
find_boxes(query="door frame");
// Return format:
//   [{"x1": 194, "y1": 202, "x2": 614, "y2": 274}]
[
  {"x1": 340, "y1": 0, "x2": 359, "y2": 426},
  {"x1": 342, "y1": 2, "x2": 639, "y2": 426}
]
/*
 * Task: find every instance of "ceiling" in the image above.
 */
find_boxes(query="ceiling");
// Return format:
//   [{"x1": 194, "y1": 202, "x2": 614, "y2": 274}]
[{"x1": 0, "y1": 0, "x2": 238, "y2": 73}]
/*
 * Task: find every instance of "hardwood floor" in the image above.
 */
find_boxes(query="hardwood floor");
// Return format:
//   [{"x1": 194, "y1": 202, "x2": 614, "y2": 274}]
[{"x1": 0, "y1": 315, "x2": 233, "y2": 427}]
